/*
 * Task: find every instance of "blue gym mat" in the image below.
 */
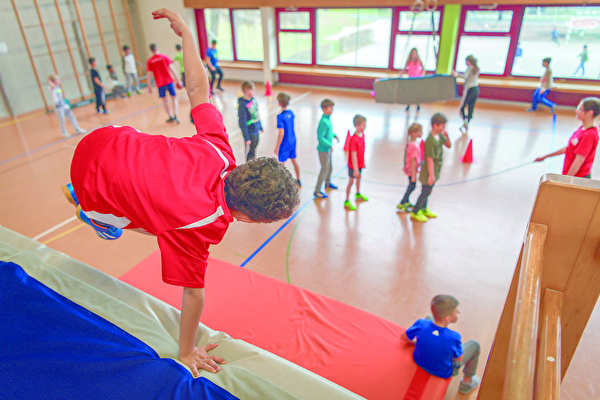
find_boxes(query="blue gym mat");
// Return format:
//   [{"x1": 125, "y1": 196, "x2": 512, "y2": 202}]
[{"x1": 0, "y1": 261, "x2": 238, "y2": 400}]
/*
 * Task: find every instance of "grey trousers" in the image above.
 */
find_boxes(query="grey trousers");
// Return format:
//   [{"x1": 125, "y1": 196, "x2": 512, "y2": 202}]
[
  {"x1": 55, "y1": 105, "x2": 80, "y2": 134},
  {"x1": 315, "y1": 150, "x2": 332, "y2": 194},
  {"x1": 125, "y1": 73, "x2": 140, "y2": 93},
  {"x1": 453, "y1": 340, "x2": 480, "y2": 378}
]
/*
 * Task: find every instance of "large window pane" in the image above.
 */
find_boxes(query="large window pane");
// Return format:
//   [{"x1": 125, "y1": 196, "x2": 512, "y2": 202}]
[
  {"x1": 456, "y1": 36, "x2": 510, "y2": 75},
  {"x1": 398, "y1": 11, "x2": 440, "y2": 32},
  {"x1": 514, "y1": 6, "x2": 600, "y2": 79},
  {"x1": 279, "y1": 32, "x2": 312, "y2": 64},
  {"x1": 233, "y1": 10, "x2": 264, "y2": 61},
  {"x1": 205, "y1": 9, "x2": 233, "y2": 61},
  {"x1": 316, "y1": 8, "x2": 392, "y2": 68},
  {"x1": 280, "y1": 11, "x2": 310, "y2": 30},
  {"x1": 393, "y1": 35, "x2": 439, "y2": 71},
  {"x1": 464, "y1": 10, "x2": 513, "y2": 33}
]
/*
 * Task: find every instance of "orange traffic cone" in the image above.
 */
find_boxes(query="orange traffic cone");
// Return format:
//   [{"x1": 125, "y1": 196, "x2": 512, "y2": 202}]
[
  {"x1": 265, "y1": 81, "x2": 272, "y2": 96},
  {"x1": 460, "y1": 139, "x2": 474, "y2": 163}
]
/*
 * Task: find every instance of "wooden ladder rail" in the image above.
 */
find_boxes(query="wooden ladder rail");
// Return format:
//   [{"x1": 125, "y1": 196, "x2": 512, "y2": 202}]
[
  {"x1": 478, "y1": 175, "x2": 600, "y2": 400},
  {"x1": 535, "y1": 288, "x2": 563, "y2": 400},
  {"x1": 502, "y1": 223, "x2": 547, "y2": 400}
]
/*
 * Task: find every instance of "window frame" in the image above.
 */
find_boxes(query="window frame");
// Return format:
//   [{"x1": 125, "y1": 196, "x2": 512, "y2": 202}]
[
  {"x1": 391, "y1": 7, "x2": 444, "y2": 72},
  {"x1": 275, "y1": 8, "x2": 316, "y2": 66},
  {"x1": 454, "y1": 5, "x2": 524, "y2": 77},
  {"x1": 231, "y1": 8, "x2": 265, "y2": 62}
]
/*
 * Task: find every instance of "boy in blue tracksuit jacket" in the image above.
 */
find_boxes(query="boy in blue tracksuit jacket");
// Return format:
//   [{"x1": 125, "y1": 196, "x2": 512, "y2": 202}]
[{"x1": 238, "y1": 81, "x2": 263, "y2": 161}]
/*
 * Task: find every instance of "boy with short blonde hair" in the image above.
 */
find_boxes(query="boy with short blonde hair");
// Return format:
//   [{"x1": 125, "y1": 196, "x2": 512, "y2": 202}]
[
  {"x1": 344, "y1": 114, "x2": 368, "y2": 211},
  {"x1": 402, "y1": 295, "x2": 481, "y2": 395},
  {"x1": 275, "y1": 92, "x2": 301, "y2": 185},
  {"x1": 238, "y1": 81, "x2": 263, "y2": 161}
]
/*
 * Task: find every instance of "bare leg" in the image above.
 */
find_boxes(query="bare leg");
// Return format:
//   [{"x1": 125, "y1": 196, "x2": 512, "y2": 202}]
[
  {"x1": 290, "y1": 158, "x2": 301, "y2": 181},
  {"x1": 162, "y1": 97, "x2": 172, "y2": 118},
  {"x1": 356, "y1": 175, "x2": 361, "y2": 195},
  {"x1": 171, "y1": 94, "x2": 179, "y2": 119},
  {"x1": 346, "y1": 177, "x2": 354, "y2": 201}
]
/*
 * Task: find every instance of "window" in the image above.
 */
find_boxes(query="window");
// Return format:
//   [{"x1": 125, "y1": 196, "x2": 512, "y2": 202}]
[
  {"x1": 456, "y1": 36, "x2": 510, "y2": 75},
  {"x1": 233, "y1": 10, "x2": 264, "y2": 61},
  {"x1": 464, "y1": 10, "x2": 513, "y2": 33},
  {"x1": 455, "y1": 6, "x2": 518, "y2": 76},
  {"x1": 277, "y1": 9, "x2": 314, "y2": 64},
  {"x1": 204, "y1": 9, "x2": 233, "y2": 61},
  {"x1": 393, "y1": 35, "x2": 439, "y2": 71},
  {"x1": 394, "y1": 10, "x2": 442, "y2": 72},
  {"x1": 398, "y1": 11, "x2": 440, "y2": 32},
  {"x1": 316, "y1": 8, "x2": 392, "y2": 68},
  {"x1": 280, "y1": 11, "x2": 310, "y2": 30},
  {"x1": 514, "y1": 6, "x2": 600, "y2": 80}
]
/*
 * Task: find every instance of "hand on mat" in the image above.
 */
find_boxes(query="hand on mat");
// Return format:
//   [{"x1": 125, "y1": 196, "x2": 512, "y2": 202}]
[
  {"x1": 180, "y1": 343, "x2": 226, "y2": 377},
  {"x1": 152, "y1": 8, "x2": 187, "y2": 38}
]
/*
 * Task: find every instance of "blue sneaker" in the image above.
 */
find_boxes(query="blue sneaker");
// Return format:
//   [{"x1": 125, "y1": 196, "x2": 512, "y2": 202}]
[
  {"x1": 61, "y1": 183, "x2": 79, "y2": 206},
  {"x1": 76, "y1": 205, "x2": 123, "y2": 240},
  {"x1": 327, "y1": 183, "x2": 338, "y2": 190},
  {"x1": 314, "y1": 191, "x2": 328, "y2": 199}
]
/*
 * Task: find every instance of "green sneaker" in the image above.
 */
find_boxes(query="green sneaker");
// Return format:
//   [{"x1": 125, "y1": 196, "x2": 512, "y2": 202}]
[
  {"x1": 397, "y1": 202, "x2": 412, "y2": 212},
  {"x1": 355, "y1": 193, "x2": 369, "y2": 202},
  {"x1": 410, "y1": 210, "x2": 428, "y2": 222},
  {"x1": 423, "y1": 208, "x2": 437, "y2": 218},
  {"x1": 344, "y1": 200, "x2": 356, "y2": 211}
]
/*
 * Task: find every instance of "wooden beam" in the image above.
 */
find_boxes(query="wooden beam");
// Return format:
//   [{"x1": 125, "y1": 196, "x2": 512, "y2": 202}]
[
  {"x1": 503, "y1": 222, "x2": 547, "y2": 400},
  {"x1": 73, "y1": 0, "x2": 91, "y2": 58},
  {"x1": 107, "y1": 0, "x2": 123, "y2": 56},
  {"x1": 53, "y1": 0, "x2": 84, "y2": 99},
  {"x1": 122, "y1": 0, "x2": 140, "y2": 76},
  {"x1": 33, "y1": 0, "x2": 58, "y2": 74},
  {"x1": 90, "y1": 0, "x2": 110, "y2": 64},
  {"x1": 534, "y1": 289, "x2": 562, "y2": 400},
  {"x1": 10, "y1": 0, "x2": 49, "y2": 112}
]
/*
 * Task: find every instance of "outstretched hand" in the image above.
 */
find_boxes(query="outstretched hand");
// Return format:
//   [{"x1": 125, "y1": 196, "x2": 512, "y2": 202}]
[
  {"x1": 152, "y1": 8, "x2": 187, "y2": 37},
  {"x1": 180, "y1": 343, "x2": 226, "y2": 377}
]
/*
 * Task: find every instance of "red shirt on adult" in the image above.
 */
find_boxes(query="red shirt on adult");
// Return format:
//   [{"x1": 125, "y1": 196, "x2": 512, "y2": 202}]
[
  {"x1": 70, "y1": 104, "x2": 236, "y2": 288},
  {"x1": 146, "y1": 53, "x2": 174, "y2": 88},
  {"x1": 563, "y1": 125, "x2": 599, "y2": 177},
  {"x1": 348, "y1": 133, "x2": 366, "y2": 169}
]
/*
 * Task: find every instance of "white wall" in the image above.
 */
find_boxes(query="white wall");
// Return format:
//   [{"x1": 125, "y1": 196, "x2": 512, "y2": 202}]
[{"x1": 132, "y1": 0, "x2": 198, "y2": 71}]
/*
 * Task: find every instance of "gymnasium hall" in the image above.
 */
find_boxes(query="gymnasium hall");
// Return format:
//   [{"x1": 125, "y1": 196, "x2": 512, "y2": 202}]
[{"x1": 1, "y1": 0, "x2": 600, "y2": 399}]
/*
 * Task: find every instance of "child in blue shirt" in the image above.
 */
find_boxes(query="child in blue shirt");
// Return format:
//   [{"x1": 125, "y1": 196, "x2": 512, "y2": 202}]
[
  {"x1": 401, "y1": 295, "x2": 481, "y2": 395},
  {"x1": 275, "y1": 92, "x2": 301, "y2": 186}
]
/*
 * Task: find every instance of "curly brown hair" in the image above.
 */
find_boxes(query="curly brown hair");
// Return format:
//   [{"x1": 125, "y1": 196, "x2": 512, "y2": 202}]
[{"x1": 224, "y1": 157, "x2": 300, "y2": 222}]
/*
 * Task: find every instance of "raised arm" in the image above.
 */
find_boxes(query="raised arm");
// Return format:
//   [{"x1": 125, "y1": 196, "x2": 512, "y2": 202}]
[{"x1": 152, "y1": 8, "x2": 209, "y2": 108}]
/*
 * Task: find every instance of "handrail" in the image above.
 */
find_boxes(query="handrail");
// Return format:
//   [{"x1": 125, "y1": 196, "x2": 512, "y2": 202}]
[
  {"x1": 503, "y1": 222, "x2": 548, "y2": 400},
  {"x1": 535, "y1": 289, "x2": 563, "y2": 400}
]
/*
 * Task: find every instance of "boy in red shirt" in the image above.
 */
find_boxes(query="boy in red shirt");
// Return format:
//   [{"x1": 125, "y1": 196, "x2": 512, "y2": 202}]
[
  {"x1": 535, "y1": 97, "x2": 600, "y2": 177},
  {"x1": 344, "y1": 115, "x2": 369, "y2": 211},
  {"x1": 147, "y1": 42, "x2": 183, "y2": 123},
  {"x1": 62, "y1": 9, "x2": 299, "y2": 378}
]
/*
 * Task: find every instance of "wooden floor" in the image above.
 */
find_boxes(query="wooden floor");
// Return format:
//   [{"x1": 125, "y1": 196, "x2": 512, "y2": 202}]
[{"x1": 1, "y1": 83, "x2": 598, "y2": 399}]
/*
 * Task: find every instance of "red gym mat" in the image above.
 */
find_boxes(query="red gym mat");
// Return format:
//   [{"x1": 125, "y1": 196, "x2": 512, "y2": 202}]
[{"x1": 120, "y1": 251, "x2": 450, "y2": 399}]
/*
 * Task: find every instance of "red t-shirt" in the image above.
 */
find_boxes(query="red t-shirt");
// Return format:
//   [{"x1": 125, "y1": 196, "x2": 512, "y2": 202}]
[
  {"x1": 347, "y1": 133, "x2": 366, "y2": 169},
  {"x1": 70, "y1": 104, "x2": 236, "y2": 288},
  {"x1": 563, "y1": 126, "x2": 599, "y2": 177},
  {"x1": 146, "y1": 54, "x2": 174, "y2": 88}
]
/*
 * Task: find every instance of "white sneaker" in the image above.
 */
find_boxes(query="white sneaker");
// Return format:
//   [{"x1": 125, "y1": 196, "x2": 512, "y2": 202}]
[
  {"x1": 459, "y1": 375, "x2": 481, "y2": 394},
  {"x1": 61, "y1": 131, "x2": 71, "y2": 138}
]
